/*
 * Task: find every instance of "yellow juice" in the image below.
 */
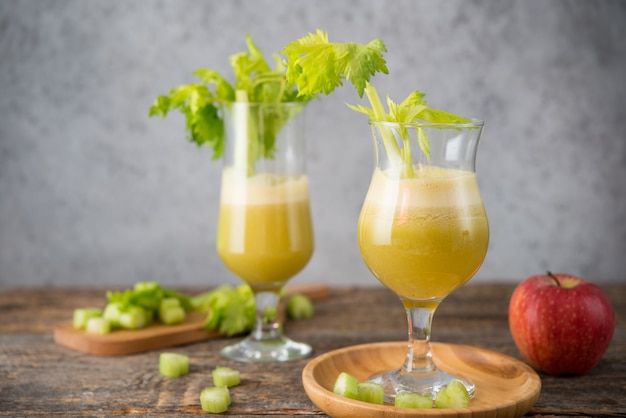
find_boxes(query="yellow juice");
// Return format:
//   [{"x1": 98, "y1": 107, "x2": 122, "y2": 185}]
[
  {"x1": 358, "y1": 167, "x2": 489, "y2": 301},
  {"x1": 217, "y1": 169, "x2": 314, "y2": 287}
]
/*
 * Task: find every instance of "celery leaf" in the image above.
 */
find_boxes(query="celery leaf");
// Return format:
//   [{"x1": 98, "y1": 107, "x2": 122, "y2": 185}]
[
  {"x1": 282, "y1": 29, "x2": 388, "y2": 98},
  {"x1": 149, "y1": 33, "x2": 313, "y2": 161}
]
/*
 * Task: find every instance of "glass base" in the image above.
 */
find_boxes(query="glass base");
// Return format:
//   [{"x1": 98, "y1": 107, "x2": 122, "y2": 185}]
[
  {"x1": 368, "y1": 368, "x2": 475, "y2": 403},
  {"x1": 220, "y1": 335, "x2": 312, "y2": 363}
]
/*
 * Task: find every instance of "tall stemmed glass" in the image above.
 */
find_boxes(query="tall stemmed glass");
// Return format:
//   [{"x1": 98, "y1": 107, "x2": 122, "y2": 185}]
[
  {"x1": 357, "y1": 120, "x2": 489, "y2": 400},
  {"x1": 216, "y1": 101, "x2": 313, "y2": 362}
]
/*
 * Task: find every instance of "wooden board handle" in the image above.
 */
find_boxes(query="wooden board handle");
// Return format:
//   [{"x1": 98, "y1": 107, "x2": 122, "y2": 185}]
[{"x1": 286, "y1": 282, "x2": 331, "y2": 300}]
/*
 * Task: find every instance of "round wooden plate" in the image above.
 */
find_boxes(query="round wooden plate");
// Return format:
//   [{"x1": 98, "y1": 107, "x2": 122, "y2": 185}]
[{"x1": 302, "y1": 341, "x2": 541, "y2": 418}]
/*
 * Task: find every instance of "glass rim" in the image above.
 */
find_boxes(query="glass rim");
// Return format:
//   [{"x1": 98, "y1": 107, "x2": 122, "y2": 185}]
[
  {"x1": 369, "y1": 118, "x2": 484, "y2": 129},
  {"x1": 218, "y1": 100, "x2": 306, "y2": 108}
]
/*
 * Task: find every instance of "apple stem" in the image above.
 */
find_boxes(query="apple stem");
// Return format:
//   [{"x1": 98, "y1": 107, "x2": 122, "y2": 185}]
[{"x1": 547, "y1": 271, "x2": 561, "y2": 287}]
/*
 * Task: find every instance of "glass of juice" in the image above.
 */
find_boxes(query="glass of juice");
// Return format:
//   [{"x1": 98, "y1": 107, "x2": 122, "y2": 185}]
[
  {"x1": 357, "y1": 119, "x2": 489, "y2": 400},
  {"x1": 216, "y1": 101, "x2": 314, "y2": 362}
]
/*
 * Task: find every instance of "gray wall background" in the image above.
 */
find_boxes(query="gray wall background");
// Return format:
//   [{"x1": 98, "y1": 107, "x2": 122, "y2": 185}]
[{"x1": 1, "y1": 0, "x2": 625, "y2": 288}]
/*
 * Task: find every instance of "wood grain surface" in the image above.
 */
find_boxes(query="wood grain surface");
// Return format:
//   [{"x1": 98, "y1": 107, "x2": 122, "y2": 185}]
[{"x1": 1, "y1": 283, "x2": 624, "y2": 417}]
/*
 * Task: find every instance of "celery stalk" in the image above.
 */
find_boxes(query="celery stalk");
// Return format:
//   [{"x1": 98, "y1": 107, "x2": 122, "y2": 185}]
[
  {"x1": 282, "y1": 30, "x2": 473, "y2": 178},
  {"x1": 363, "y1": 83, "x2": 409, "y2": 176},
  {"x1": 231, "y1": 89, "x2": 265, "y2": 177},
  {"x1": 232, "y1": 90, "x2": 251, "y2": 176}
]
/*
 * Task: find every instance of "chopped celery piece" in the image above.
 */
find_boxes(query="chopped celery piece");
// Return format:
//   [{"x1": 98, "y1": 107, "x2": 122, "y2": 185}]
[
  {"x1": 263, "y1": 305, "x2": 277, "y2": 322},
  {"x1": 394, "y1": 392, "x2": 433, "y2": 408},
  {"x1": 357, "y1": 382, "x2": 384, "y2": 405},
  {"x1": 212, "y1": 366, "x2": 241, "y2": 388},
  {"x1": 162, "y1": 289, "x2": 193, "y2": 312},
  {"x1": 159, "y1": 297, "x2": 185, "y2": 325},
  {"x1": 132, "y1": 293, "x2": 161, "y2": 312},
  {"x1": 103, "y1": 302, "x2": 123, "y2": 328},
  {"x1": 160, "y1": 297, "x2": 180, "y2": 310},
  {"x1": 118, "y1": 305, "x2": 148, "y2": 329},
  {"x1": 85, "y1": 317, "x2": 111, "y2": 335},
  {"x1": 200, "y1": 386, "x2": 231, "y2": 413},
  {"x1": 143, "y1": 308, "x2": 155, "y2": 326},
  {"x1": 159, "y1": 352, "x2": 189, "y2": 377},
  {"x1": 235, "y1": 283, "x2": 253, "y2": 298},
  {"x1": 73, "y1": 307, "x2": 103, "y2": 329},
  {"x1": 332, "y1": 372, "x2": 359, "y2": 400},
  {"x1": 435, "y1": 380, "x2": 470, "y2": 408},
  {"x1": 133, "y1": 281, "x2": 161, "y2": 292},
  {"x1": 160, "y1": 306, "x2": 185, "y2": 325},
  {"x1": 286, "y1": 294, "x2": 314, "y2": 320}
]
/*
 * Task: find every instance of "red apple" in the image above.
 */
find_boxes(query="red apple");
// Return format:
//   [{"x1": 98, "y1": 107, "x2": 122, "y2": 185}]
[{"x1": 508, "y1": 272, "x2": 615, "y2": 376}]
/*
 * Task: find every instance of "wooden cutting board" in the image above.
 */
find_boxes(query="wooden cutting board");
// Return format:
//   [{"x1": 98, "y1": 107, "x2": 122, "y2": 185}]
[{"x1": 54, "y1": 283, "x2": 330, "y2": 356}]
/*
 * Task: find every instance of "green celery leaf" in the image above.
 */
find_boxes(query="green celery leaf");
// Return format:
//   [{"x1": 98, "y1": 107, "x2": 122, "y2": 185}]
[
  {"x1": 418, "y1": 107, "x2": 470, "y2": 124},
  {"x1": 220, "y1": 299, "x2": 254, "y2": 336},
  {"x1": 394, "y1": 91, "x2": 428, "y2": 122},
  {"x1": 148, "y1": 96, "x2": 172, "y2": 117},
  {"x1": 252, "y1": 72, "x2": 288, "y2": 102},
  {"x1": 190, "y1": 103, "x2": 224, "y2": 158},
  {"x1": 282, "y1": 29, "x2": 388, "y2": 98},
  {"x1": 169, "y1": 84, "x2": 213, "y2": 110},
  {"x1": 230, "y1": 33, "x2": 272, "y2": 94},
  {"x1": 334, "y1": 40, "x2": 388, "y2": 98},
  {"x1": 162, "y1": 289, "x2": 194, "y2": 312},
  {"x1": 192, "y1": 68, "x2": 235, "y2": 101},
  {"x1": 197, "y1": 284, "x2": 255, "y2": 336},
  {"x1": 345, "y1": 102, "x2": 377, "y2": 119},
  {"x1": 150, "y1": 32, "x2": 324, "y2": 164}
]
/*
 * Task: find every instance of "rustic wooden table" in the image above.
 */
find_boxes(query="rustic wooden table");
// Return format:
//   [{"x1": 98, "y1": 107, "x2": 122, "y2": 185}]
[{"x1": 0, "y1": 283, "x2": 624, "y2": 417}]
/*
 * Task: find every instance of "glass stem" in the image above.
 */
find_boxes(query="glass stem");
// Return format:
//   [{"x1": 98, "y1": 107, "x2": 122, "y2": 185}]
[
  {"x1": 401, "y1": 300, "x2": 440, "y2": 374},
  {"x1": 252, "y1": 291, "x2": 282, "y2": 342}
]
